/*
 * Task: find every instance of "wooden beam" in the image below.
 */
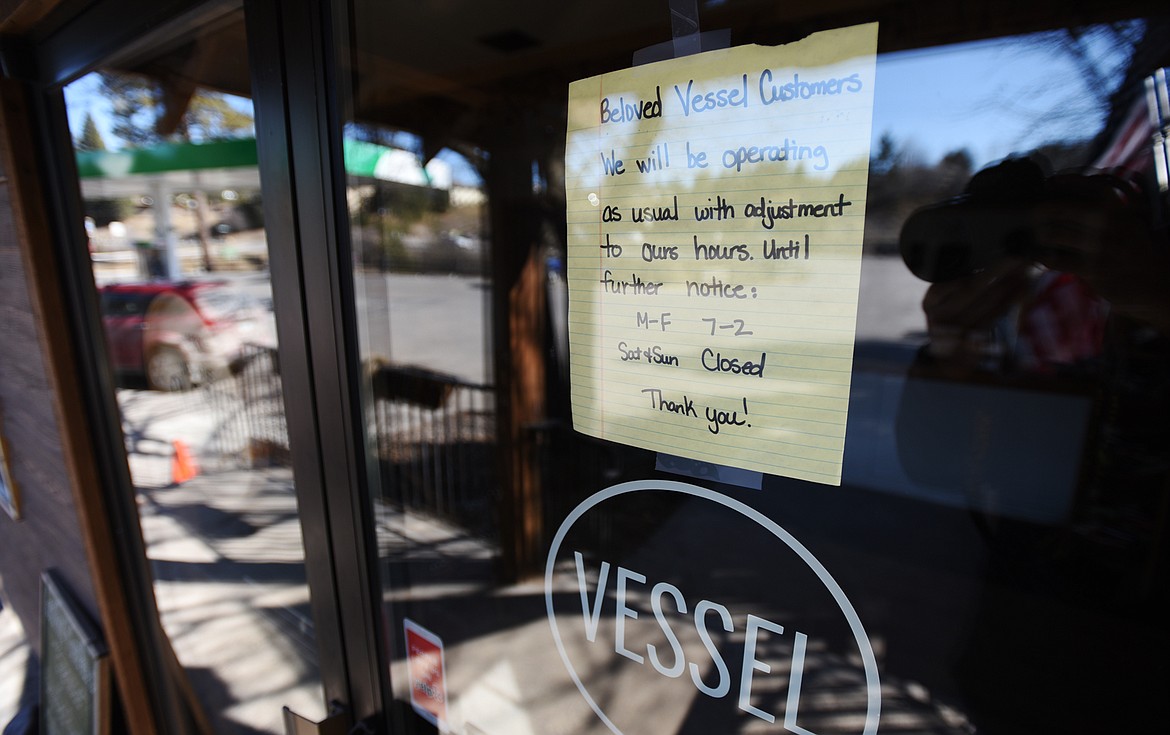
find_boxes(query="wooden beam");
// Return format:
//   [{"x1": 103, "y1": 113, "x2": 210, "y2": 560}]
[
  {"x1": 0, "y1": 0, "x2": 63, "y2": 35},
  {"x1": 488, "y1": 128, "x2": 550, "y2": 581},
  {"x1": 0, "y1": 76, "x2": 159, "y2": 735}
]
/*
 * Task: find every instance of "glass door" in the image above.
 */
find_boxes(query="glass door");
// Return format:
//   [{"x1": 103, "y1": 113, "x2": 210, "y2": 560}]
[
  {"x1": 27, "y1": 0, "x2": 366, "y2": 731},
  {"x1": 59, "y1": 14, "x2": 330, "y2": 735},
  {"x1": 330, "y1": 2, "x2": 1170, "y2": 734}
]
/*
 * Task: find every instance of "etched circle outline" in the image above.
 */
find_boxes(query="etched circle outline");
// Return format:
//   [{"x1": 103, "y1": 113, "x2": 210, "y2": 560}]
[{"x1": 544, "y1": 479, "x2": 882, "y2": 735}]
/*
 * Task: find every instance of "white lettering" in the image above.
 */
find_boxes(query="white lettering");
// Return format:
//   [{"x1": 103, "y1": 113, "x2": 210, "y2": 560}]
[
  {"x1": 615, "y1": 566, "x2": 646, "y2": 664},
  {"x1": 690, "y1": 600, "x2": 733, "y2": 697},
  {"x1": 647, "y1": 582, "x2": 687, "y2": 678},
  {"x1": 784, "y1": 631, "x2": 817, "y2": 735},
  {"x1": 571, "y1": 552, "x2": 819, "y2": 726},
  {"x1": 574, "y1": 552, "x2": 609, "y2": 643},
  {"x1": 547, "y1": 484, "x2": 881, "y2": 735},
  {"x1": 739, "y1": 614, "x2": 785, "y2": 723}
]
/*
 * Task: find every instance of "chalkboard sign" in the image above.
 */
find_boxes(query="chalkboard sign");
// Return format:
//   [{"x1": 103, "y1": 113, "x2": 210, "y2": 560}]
[{"x1": 40, "y1": 571, "x2": 109, "y2": 735}]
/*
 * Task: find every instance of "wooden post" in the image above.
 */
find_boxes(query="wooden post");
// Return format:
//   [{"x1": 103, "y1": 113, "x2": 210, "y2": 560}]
[
  {"x1": 0, "y1": 77, "x2": 161, "y2": 735},
  {"x1": 487, "y1": 131, "x2": 551, "y2": 581}
]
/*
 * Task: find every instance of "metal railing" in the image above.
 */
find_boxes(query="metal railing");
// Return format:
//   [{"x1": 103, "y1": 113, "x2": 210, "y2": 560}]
[
  {"x1": 203, "y1": 353, "x2": 498, "y2": 535},
  {"x1": 369, "y1": 365, "x2": 496, "y2": 537},
  {"x1": 203, "y1": 344, "x2": 291, "y2": 469}
]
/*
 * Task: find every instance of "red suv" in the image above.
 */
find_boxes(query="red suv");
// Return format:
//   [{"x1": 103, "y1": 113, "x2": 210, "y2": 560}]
[{"x1": 99, "y1": 281, "x2": 265, "y2": 391}]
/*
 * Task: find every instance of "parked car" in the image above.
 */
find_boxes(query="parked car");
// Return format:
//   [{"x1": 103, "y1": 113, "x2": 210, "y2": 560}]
[{"x1": 99, "y1": 281, "x2": 266, "y2": 391}]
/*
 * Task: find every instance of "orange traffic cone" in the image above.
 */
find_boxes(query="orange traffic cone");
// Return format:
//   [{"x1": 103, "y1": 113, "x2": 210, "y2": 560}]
[{"x1": 171, "y1": 440, "x2": 199, "y2": 484}]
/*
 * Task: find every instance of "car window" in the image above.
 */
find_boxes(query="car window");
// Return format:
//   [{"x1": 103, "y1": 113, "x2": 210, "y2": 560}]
[
  {"x1": 100, "y1": 292, "x2": 153, "y2": 317},
  {"x1": 192, "y1": 288, "x2": 256, "y2": 322}
]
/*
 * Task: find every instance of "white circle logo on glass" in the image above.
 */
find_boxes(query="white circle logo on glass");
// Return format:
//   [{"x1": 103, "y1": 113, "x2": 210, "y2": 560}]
[{"x1": 544, "y1": 480, "x2": 881, "y2": 734}]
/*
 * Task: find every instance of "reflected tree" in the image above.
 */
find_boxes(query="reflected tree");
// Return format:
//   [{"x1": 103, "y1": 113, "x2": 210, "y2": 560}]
[{"x1": 96, "y1": 72, "x2": 254, "y2": 270}]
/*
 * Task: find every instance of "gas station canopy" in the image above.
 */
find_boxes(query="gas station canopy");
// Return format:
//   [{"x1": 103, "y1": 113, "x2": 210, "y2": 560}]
[{"x1": 76, "y1": 137, "x2": 451, "y2": 198}]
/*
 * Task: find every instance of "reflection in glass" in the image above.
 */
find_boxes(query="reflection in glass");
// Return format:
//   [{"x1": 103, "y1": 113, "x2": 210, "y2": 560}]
[
  {"x1": 341, "y1": 4, "x2": 1170, "y2": 734},
  {"x1": 64, "y1": 13, "x2": 324, "y2": 733},
  {"x1": 344, "y1": 125, "x2": 498, "y2": 541}
]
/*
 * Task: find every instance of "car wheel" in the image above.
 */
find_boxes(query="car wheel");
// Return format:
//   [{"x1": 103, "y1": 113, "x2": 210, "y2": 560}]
[{"x1": 146, "y1": 346, "x2": 192, "y2": 392}]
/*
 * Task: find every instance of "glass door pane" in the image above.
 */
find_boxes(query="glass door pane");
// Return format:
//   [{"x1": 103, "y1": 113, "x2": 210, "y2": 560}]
[
  {"x1": 337, "y1": 3, "x2": 1170, "y2": 734},
  {"x1": 62, "y1": 7, "x2": 326, "y2": 732}
]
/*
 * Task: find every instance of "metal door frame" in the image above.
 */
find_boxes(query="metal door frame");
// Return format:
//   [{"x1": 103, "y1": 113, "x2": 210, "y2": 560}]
[{"x1": 10, "y1": 0, "x2": 389, "y2": 729}]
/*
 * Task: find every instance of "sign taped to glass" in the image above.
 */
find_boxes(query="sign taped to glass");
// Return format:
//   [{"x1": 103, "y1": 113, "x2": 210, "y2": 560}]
[
  {"x1": 565, "y1": 23, "x2": 879, "y2": 484},
  {"x1": 404, "y1": 618, "x2": 449, "y2": 730}
]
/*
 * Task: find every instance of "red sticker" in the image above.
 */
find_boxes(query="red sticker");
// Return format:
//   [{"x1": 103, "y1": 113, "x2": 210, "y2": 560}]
[{"x1": 404, "y1": 618, "x2": 448, "y2": 729}]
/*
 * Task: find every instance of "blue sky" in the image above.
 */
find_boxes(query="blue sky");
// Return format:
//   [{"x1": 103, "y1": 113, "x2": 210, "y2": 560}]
[{"x1": 871, "y1": 23, "x2": 1140, "y2": 167}]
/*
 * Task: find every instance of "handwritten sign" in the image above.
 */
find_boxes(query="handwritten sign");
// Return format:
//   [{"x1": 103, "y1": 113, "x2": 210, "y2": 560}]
[{"x1": 566, "y1": 23, "x2": 878, "y2": 485}]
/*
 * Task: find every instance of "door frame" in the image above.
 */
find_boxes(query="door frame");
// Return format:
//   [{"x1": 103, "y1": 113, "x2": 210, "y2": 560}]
[
  {"x1": 245, "y1": 0, "x2": 389, "y2": 725},
  {"x1": 15, "y1": 0, "x2": 390, "y2": 729}
]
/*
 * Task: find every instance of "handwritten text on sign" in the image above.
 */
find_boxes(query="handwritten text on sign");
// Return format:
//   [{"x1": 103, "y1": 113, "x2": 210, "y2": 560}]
[{"x1": 566, "y1": 24, "x2": 878, "y2": 485}]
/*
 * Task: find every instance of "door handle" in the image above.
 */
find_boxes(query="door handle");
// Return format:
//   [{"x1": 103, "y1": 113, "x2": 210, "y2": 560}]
[{"x1": 282, "y1": 701, "x2": 354, "y2": 735}]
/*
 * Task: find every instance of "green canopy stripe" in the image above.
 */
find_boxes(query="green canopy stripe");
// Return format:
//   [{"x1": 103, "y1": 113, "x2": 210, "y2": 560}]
[
  {"x1": 76, "y1": 138, "x2": 259, "y2": 178},
  {"x1": 341, "y1": 138, "x2": 386, "y2": 178},
  {"x1": 77, "y1": 137, "x2": 432, "y2": 185}
]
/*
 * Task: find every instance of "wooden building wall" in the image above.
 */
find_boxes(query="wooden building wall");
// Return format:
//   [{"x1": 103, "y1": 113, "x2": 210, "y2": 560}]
[
  {"x1": 0, "y1": 84, "x2": 100, "y2": 654},
  {"x1": 0, "y1": 75, "x2": 160, "y2": 735}
]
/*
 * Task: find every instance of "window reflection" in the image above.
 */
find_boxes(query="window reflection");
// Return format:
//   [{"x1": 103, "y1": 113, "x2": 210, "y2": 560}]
[
  {"x1": 65, "y1": 16, "x2": 325, "y2": 732},
  {"x1": 342, "y1": 4, "x2": 1170, "y2": 734},
  {"x1": 344, "y1": 125, "x2": 498, "y2": 537}
]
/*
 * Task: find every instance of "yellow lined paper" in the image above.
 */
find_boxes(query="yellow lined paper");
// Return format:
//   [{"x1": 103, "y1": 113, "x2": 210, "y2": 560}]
[{"x1": 566, "y1": 23, "x2": 878, "y2": 484}]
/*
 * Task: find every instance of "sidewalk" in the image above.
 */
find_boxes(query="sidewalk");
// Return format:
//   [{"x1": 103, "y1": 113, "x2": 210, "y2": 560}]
[{"x1": 137, "y1": 467, "x2": 326, "y2": 734}]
